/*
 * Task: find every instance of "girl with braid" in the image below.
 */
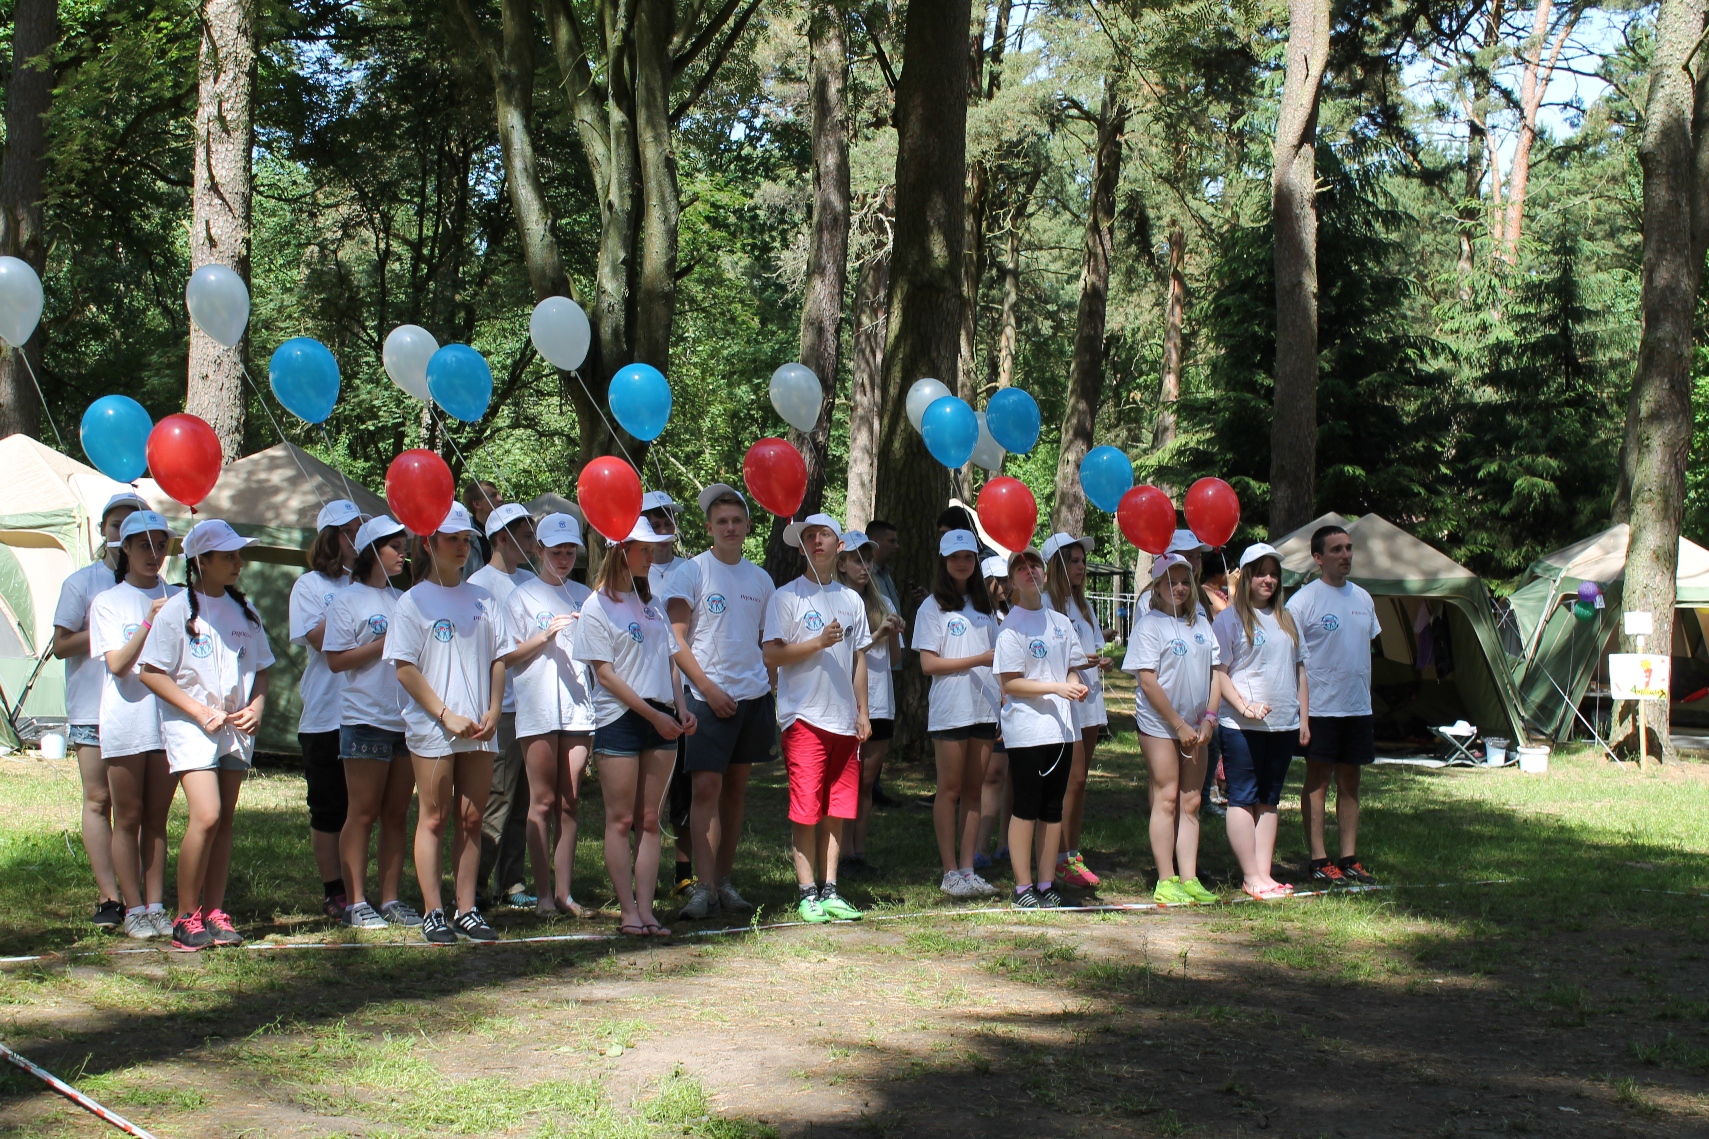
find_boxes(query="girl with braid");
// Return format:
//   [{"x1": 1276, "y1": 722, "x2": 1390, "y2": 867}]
[{"x1": 138, "y1": 521, "x2": 275, "y2": 951}]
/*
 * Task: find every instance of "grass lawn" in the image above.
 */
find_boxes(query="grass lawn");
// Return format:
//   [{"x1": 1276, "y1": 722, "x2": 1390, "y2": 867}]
[{"x1": 3, "y1": 697, "x2": 1709, "y2": 1136}]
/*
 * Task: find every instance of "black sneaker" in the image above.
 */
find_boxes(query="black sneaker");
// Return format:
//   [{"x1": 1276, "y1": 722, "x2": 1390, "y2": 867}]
[
  {"x1": 421, "y1": 908, "x2": 456, "y2": 945},
  {"x1": 203, "y1": 907, "x2": 244, "y2": 946},
  {"x1": 322, "y1": 892, "x2": 349, "y2": 922},
  {"x1": 1337, "y1": 858, "x2": 1376, "y2": 885},
  {"x1": 453, "y1": 908, "x2": 498, "y2": 942},
  {"x1": 1012, "y1": 887, "x2": 1043, "y2": 909},
  {"x1": 1308, "y1": 860, "x2": 1348, "y2": 886},
  {"x1": 171, "y1": 911, "x2": 214, "y2": 952},
  {"x1": 1035, "y1": 885, "x2": 1065, "y2": 908},
  {"x1": 92, "y1": 899, "x2": 124, "y2": 929}
]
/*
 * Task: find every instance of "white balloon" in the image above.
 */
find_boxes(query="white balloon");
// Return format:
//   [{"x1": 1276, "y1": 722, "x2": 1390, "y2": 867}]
[
  {"x1": 972, "y1": 411, "x2": 1006, "y2": 473},
  {"x1": 0, "y1": 257, "x2": 44, "y2": 348},
  {"x1": 906, "y1": 378, "x2": 952, "y2": 432},
  {"x1": 769, "y1": 362, "x2": 822, "y2": 433},
  {"x1": 184, "y1": 264, "x2": 250, "y2": 348},
  {"x1": 530, "y1": 296, "x2": 591, "y2": 371},
  {"x1": 383, "y1": 324, "x2": 439, "y2": 401}
]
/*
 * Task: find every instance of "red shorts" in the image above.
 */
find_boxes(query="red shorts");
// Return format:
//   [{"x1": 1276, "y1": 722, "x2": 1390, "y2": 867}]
[{"x1": 782, "y1": 720, "x2": 861, "y2": 825}]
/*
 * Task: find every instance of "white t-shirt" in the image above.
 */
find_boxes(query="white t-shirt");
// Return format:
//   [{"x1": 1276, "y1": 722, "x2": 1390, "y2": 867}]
[
  {"x1": 866, "y1": 621, "x2": 895, "y2": 721},
  {"x1": 501, "y1": 576, "x2": 598, "y2": 737},
  {"x1": 666, "y1": 552, "x2": 773, "y2": 703},
  {"x1": 139, "y1": 590, "x2": 276, "y2": 770},
  {"x1": 1286, "y1": 579, "x2": 1383, "y2": 718},
  {"x1": 383, "y1": 581, "x2": 501, "y2": 758},
  {"x1": 289, "y1": 569, "x2": 351, "y2": 734},
  {"x1": 322, "y1": 583, "x2": 407, "y2": 733},
  {"x1": 910, "y1": 594, "x2": 999, "y2": 730},
  {"x1": 572, "y1": 588, "x2": 679, "y2": 728},
  {"x1": 1212, "y1": 606, "x2": 1306, "y2": 732},
  {"x1": 54, "y1": 560, "x2": 120, "y2": 726},
  {"x1": 764, "y1": 576, "x2": 872, "y2": 737},
  {"x1": 468, "y1": 564, "x2": 536, "y2": 712},
  {"x1": 649, "y1": 556, "x2": 690, "y2": 601},
  {"x1": 994, "y1": 605, "x2": 1087, "y2": 749},
  {"x1": 1123, "y1": 609, "x2": 1221, "y2": 739},
  {"x1": 1048, "y1": 594, "x2": 1107, "y2": 729},
  {"x1": 88, "y1": 580, "x2": 181, "y2": 758}
]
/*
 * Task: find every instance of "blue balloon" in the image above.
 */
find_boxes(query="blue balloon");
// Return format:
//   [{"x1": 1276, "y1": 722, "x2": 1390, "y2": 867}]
[
  {"x1": 426, "y1": 344, "x2": 494, "y2": 423},
  {"x1": 79, "y1": 395, "x2": 153, "y2": 483},
  {"x1": 921, "y1": 396, "x2": 979, "y2": 470},
  {"x1": 1079, "y1": 445, "x2": 1134, "y2": 513},
  {"x1": 985, "y1": 387, "x2": 1041, "y2": 454},
  {"x1": 268, "y1": 337, "x2": 341, "y2": 424},
  {"x1": 608, "y1": 363, "x2": 672, "y2": 442}
]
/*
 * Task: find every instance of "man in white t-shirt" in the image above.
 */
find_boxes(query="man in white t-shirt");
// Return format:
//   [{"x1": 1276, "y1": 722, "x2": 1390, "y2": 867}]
[
  {"x1": 1285, "y1": 524, "x2": 1384, "y2": 886},
  {"x1": 763, "y1": 513, "x2": 871, "y2": 925},
  {"x1": 469, "y1": 501, "x2": 538, "y2": 908},
  {"x1": 667, "y1": 484, "x2": 777, "y2": 920},
  {"x1": 52, "y1": 491, "x2": 146, "y2": 928}
]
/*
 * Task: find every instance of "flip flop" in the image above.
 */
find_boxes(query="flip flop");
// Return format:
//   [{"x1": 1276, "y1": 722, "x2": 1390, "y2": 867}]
[
  {"x1": 1242, "y1": 884, "x2": 1290, "y2": 901},
  {"x1": 641, "y1": 921, "x2": 672, "y2": 938},
  {"x1": 564, "y1": 899, "x2": 592, "y2": 920},
  {"x1": 617, "y1": 921, "x2": 647, "y2": 937}
]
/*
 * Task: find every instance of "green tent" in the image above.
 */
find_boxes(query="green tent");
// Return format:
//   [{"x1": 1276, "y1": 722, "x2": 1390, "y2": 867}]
[{"x1": 1271, "y1": 512, "x2": 1528, "y2": 741}]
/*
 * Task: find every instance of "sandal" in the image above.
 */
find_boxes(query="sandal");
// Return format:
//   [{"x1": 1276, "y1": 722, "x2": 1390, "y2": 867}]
[
  {"x1": 641, "y1": 921, "x2": 672, "y2": 938},
  {"x1": 617, "y1": 921, "x2": 648, "y2": 937},
  {"x1": 563, "y1": 898, "x2": 592, "y2": 920},
  {"x1": 1242, "y1": 884, "x2": 1292, "y2": 901}
]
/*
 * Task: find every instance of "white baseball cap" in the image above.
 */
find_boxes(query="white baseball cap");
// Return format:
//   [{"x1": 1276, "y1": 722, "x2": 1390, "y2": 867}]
[
  {"x1": 537, "y1": 512, "x2": 584, "y2": 548},
  {"x1": 1041, "y1": 532, "x2": 1095, "y2": 564},
  {"x1": 354, "y1": 515, "x2": 406, "y2": 552},
  {"x1": 1169, "y1": 529, "x2": 1211, "y2": 554},
  {"x1": 1238, "y1": 542, "x2": 1281, "y2": 570},
  {"x1": 437, "y1": 502, "x2": 477, "y2": 535},
  {"x1": 183, "y1": 519, "x2": 258, "y2": 560},
  {"x1": 1150, "y1": 552, "x2": 1192, "y2": 580},
  {"x1": 1007, "y1": 547, "x2": 1045, "y2": 574},
  {"x1": 939, "y1": 529, "x2": 979, "y2": 557},
  {"x1": 625, "y1": 516, "x2": 673, "y2": 544},
  {"x1": 784, "y1": 512, "x2": 842, "y2": 548},
  {"x1": 841, "y1": 530, "x2": 873, "y2": 552},
  {"x1": 982, "y1": 555, "x2": 1009, "y2": 579},
  {"x1": 113, "y1": 510, "x2": 171, "y2": 545},
  {"x1": 698, "y1": 483, "x2": 747, "y2": 517},
  {"x1": 316, "y1": 500, "x2": 363, "y2": 531},
  {"x1": 640, "y1": 490, "x2": 679, "y2": 514},
  {"x1": 102, "y1": 492, "x2": 150, "y2": 520},
  {"x1": 484, "y1": 501, "x2": 533, "y2": 538}
]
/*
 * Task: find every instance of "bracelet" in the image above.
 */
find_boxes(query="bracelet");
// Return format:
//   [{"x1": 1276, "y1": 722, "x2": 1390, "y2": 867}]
[
  {"x1": 437, "y1": 706, "x2": 448, "y2": 724},
  {"x1": 1201, "y1": 712, "x2": 1217, "y2": 723},
  {"x1": 141, "y1": 620, "x2": 152, "y2": 630}
]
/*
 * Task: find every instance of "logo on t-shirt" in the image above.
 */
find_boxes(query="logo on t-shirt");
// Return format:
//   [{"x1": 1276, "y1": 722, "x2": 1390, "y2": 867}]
[
  {"x1": 122, "y1": 623, "x2": 141, "y2": 640},
  {"x1": 627, "y1": 621, "x2": 644, "y2": 643},
  {"x1": 1253, "y1": 628, "x2": 1267, "y2": 647},
  {"x1": 1169, "y1": 638, "x2": 1188, "y2": 657},
  {"x1": 367, "y1": 614, "x2": 389, "y2": 636},
  {"x1": 946, "y1": 616, "x2": 968, "y2": 636},
  {"x1": 1322, "y1": 614, "x2": 1341, "y2": 632},
  {"x1": 1193, "y1": 632, "x2": 1207, "y2": 645},
  {"x1": 431, "y1": 619, "x2": 455, "y2": 643},
  {"x1": 323, "y1": 593, "x2": 334, "y2": 606},
  {"x1": 535, "y1": 611, "x2": 553, "y2": 631},
  {"x1": 804, "y1": 610, "x2": 825, "y2": 632},
  {"x1": 706, "y1": 593, "x2": 727, "y2": 615},
  {"x1": 189, "y1": 633, "x2": 213, "y2": 659},
  {"x1": 1029, "y1": 638, "x2": 1048, "y2": 659},
  {"x1": 642, "y1": 605, "x2": 659, "y2": 621},
  {"x1": 1053, "y1": 625, "x2": 1068, "y2": 640}
]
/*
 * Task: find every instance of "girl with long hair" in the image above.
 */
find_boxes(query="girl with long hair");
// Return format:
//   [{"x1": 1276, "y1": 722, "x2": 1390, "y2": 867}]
[
  {"x1": 1042, "y1": 533, "x2": 1115, "y2": 891},
  {"x1": 837, "y1": 532, "x2": 902, "y2": 873}
]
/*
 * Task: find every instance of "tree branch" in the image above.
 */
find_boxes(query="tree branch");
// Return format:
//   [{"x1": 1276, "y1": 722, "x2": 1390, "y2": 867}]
[
  {"x1": 672, "y1": 0, "x2": 740, "y2": 73},
  {"x1": 669, "y1": 0, "x2": 762, "y2": 121}
]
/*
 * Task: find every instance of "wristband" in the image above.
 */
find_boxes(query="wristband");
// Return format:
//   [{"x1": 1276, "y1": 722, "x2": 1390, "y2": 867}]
[{"x1": 1201, "y1": 712, "x2": 1217, "y2": 723}]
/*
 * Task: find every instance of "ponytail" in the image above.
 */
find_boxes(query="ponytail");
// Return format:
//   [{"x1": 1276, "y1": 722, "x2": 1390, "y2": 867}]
[
  {"x1": 184, "y1": 556, "x2": 261, "y2": 639},
  {"x1": 113, "y1": 548, "x2": 128, "y2": 584}
]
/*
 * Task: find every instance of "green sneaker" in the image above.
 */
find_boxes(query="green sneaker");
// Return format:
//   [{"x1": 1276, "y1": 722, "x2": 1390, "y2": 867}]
[
  {"x1": 1153, "y1": 876, "x2": 1192, "y2": 905},
  {"x1": 818, "y1": 892, "x2": 864, "y2": 921},
  {"x1": 1179, "y1": 876, "x2": 1218, "y2": 904},
  {"x1": 797, "y1": 896, "x2": 832, "y2": 923}
]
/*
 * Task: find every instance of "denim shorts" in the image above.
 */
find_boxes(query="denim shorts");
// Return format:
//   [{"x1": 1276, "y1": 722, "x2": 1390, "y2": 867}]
[
  {"x1": 593, "y1": 701, "x2": 677, "y2": 757},
  {"x1": 340, "y1": 724, "x2": 407, "y2": 762},
  {"x1": 928, "y1": 721, "x2": 997, "y2": 742},
  {"x1": 178, "y1": 752, "x2": 251, "y2": 774},
  {"x1": 68, "y1": 724, "x2": 100, "y2": 749}
]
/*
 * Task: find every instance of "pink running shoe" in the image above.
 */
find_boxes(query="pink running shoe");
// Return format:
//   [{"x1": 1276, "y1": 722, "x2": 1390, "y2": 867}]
[
  {"x1": 203, "y1": 908, "x2": 244, "y2": 947},
  {"x1": 171, "y1": 910, "x2": 213, "y2": 952},
  {"x1": 1058, "y1": 852, "x2": 1100, "y2": 888}
]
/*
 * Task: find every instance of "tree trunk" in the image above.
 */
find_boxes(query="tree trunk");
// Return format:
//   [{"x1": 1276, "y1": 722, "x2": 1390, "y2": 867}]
[
  {"x1": 767, "y1": 0, "x2": 850, "y2": 578},
  {"x1": 1457, "y1": 0, "x2": 1501, "y2": 287},
  {"x1": 958, "y1": 161, "x2": 989, "y2": 406},
  {"x1": 1611, "y1": 0, "x2": 1709, "y2": 761},
  {"x1": 1050, "y1": 92, "x2": 1125, "y2": 536},
  {"x1": 844, "y1": 194, "x2": 893, "y2": 532},
  {"x1": 633, "y1": 0, "x2": 679, "y2": 371},
  {"x1": 1154, "y1": 220, "x2": 1185, "y2": 452},
  {"x1": 187, "y1": 0, "x2": 255, "y2": 464},
  {"x1": 995, "y1": 217, "x2": 1020, "y2": 391},
  {"x1": 1499, "y1": 0, "x2": 1579, "y2": 264},
  {"x1": 1267, "y1": 0, "x2": 1330, "y2": 537},
  {"x1": 0, "y1": 0, "x2": 56, "y2": 441},
  {"x1": 873, "y1": 0, "x2": 970, "y2": 756}
]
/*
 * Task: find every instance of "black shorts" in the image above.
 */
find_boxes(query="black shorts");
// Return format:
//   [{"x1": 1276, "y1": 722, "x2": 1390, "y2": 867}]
[
  {"x1": 1008, "y1": 741, "x2": 1073, "y2": 823},
  {"x1": 867, "y1": 717, "x2": 894, "y2": 743},
  {"x1": 1304, "y1": 714, "x2": 1375, "y2": 766},
  {"x1": 929, "y1": 721, "x2": 997, "y2": 742},
  {"x1": 684, "y1": 692, "x2": 780, "y2": 773},
  {"x1": 299, "y1": 730, "x2": 348, "y2": 833}
]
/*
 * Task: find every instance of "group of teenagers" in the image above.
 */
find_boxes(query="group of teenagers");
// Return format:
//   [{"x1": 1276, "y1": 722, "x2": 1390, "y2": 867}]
[{"x1": 54, "y1": 481, "x2": 1384, "y2": 950}]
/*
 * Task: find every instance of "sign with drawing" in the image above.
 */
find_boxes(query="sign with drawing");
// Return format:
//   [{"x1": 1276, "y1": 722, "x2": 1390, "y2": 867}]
[{"x1": 1608, "y1": 653, "x2": 1670, "y2": 702}]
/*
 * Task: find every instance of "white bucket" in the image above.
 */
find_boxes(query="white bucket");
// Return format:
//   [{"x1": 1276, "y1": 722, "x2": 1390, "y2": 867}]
[
  {"x1": 1485, "y1": 737, "x2": 1509, "y2": 766},
  {"x1": 1516, "y1": 745, "x2": 1549, "y2": 774},
  {"x1": 39, "y1": 732, "x2": 66, "y2": 760}
]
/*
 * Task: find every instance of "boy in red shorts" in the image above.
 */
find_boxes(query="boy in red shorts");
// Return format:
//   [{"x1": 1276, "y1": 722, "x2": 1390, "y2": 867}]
[{"x1": 763, "y1": 513, "x2": 872, "y2": 922}]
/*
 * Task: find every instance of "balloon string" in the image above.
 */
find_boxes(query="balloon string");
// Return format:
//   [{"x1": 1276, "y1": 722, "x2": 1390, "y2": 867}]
[
  {"x1": 13, "y1": 350, "x2": 66, "y2": 451},
  {"x1": 315, "y1": 424, "x2": 362, "y2": 507},
  {"x1": 424, "y1": 403, "x2": 548, "y2": 583},
  {"x1": 565, "y1": 367, "x2": 648, "y2": 482},
  {"x1": 238, "y1": 364, "x2": 333, "y2": 514}
]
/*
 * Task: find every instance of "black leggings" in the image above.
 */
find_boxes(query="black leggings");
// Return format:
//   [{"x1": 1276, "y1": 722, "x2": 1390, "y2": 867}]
[{"x1": 1008, "y1": 742, "x2": 1073, "y2": 823}]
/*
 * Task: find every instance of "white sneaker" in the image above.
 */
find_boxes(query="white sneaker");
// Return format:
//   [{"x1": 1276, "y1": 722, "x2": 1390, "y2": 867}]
[
  {"x1": 940, "y1": 870, "x2": 976, "y2": 898},
  {"x1": 963, "y1": 871, "x2": 999, "y2": 897},
  {"x1": 147, "y1": 910, "x2": 174, "y2": 938},
  {"x1": 122, "y1": 912, "x2": 157, "y2": 940}
]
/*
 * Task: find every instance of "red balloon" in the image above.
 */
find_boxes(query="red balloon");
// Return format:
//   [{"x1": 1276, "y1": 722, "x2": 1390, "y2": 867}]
[
  {"x1": 743, "y1": 438, "x2": 808, "y2": 518},
  {"x1": 1184, "y1": 476, "x2": 1240, "y2": 548},
  {"x1": 976, "y1": 476, "x2": 1038, "y2": 552},
  {"x1": 146, "y1": 413, "x2": 223, "y2": 508},
  {"x1": 577, "y1": 455, "x2": 643, "y2": 541},
  {"x1": 1118, "y1": 485, "x2": 1176, "y2": 555},
  {"x1": 385, "y1": 449, "x2": 455, "y2": 536}
]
